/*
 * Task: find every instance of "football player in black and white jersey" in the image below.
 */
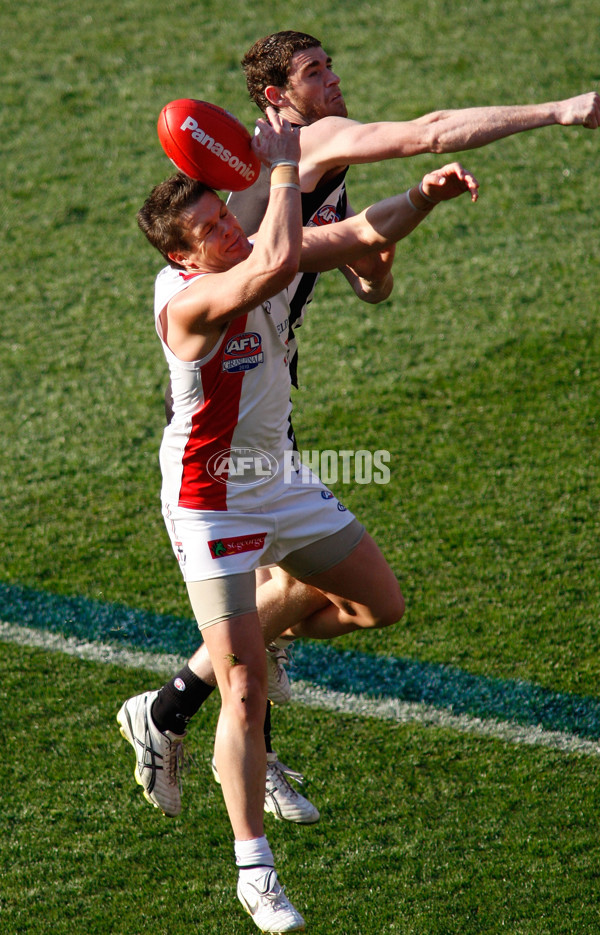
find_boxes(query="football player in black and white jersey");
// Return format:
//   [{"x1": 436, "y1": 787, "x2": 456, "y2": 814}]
[{"x1": 233, "y1": 27, "x2": 599, "y2": 345}]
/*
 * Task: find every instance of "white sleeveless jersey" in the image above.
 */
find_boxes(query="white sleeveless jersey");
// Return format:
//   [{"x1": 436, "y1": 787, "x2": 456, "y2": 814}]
[{"x1": 154, "y1": 266, "x2": 294, "y2": 511}]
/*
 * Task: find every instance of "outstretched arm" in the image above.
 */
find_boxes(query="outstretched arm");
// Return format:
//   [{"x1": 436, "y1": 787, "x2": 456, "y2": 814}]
[
  {"x1": 299, "y1": 162, "x2": 478, "y2": 273},
  {"x1": 163, "y1": 111, "x2": 302, "y2": 362},
  {"x1": 299, "y1": 92, "x2": 600, "y2": 186}
]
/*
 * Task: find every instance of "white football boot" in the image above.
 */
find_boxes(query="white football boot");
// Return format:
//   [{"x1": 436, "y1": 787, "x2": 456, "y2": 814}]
[
  {"x1": 237, "y1": 868, "x2": 305, "y2": 932},
  {"x1": 266, "y1": 642, "x2": 292, "y2": 705},
  {"x1": 212, "y1": 752, "x2": 320, "y2": 825},
  {"x1": 117, "y1": 690, "x2": 185, "y2": 817},
  {"x1": 264, "y1": 753, "x2": 320, "y2": 824}
]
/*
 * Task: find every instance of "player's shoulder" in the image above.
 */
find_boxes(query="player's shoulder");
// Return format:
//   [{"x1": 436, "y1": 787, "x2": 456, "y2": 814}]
[
  {"x1": 156, "y1": 264, "x2": 196, "y2": 291},
  {"x1": 298, "y1": 117, "x2": 363, "y2": 184},
  {"x1": 300, "y1": 115, "x2": 363, "y2": 143},
  {"x1": 155, "y1": 265, "x2": 205, "y2": 309}
]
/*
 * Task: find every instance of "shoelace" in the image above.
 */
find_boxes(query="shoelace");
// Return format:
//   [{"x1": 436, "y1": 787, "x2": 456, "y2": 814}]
[
  {"x1": 254, "y1": 871, "x2": 291, "y2": 910},
  {"x1": 278, "y1": 639, "x2": 297, "y2": 665},
  {"x1": 266, "y1": 886, "x2": 292, "y2": 910},
  {"x1": 164, "y1": 736, "x2": 185, "y2": 790},
  {"x1": 267, "y1": 758, "x2": 305, "y2": 795}
]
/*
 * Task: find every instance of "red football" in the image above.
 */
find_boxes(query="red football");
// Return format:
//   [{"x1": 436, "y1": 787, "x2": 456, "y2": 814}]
[{"x1": 157, "y1": 99, "x2": 260, "y2": 191}]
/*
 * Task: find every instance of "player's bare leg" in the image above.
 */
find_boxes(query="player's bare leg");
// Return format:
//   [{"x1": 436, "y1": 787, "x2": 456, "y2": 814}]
[
  {"x1": 127, "y1": 534, "x2": 402, "y2": 826},
  {"x1": 201, "y1": 609, "x2": 305, "y2": 931},
  {"x1": 288, "y1": 531, "x2": 405, "y2": 639},
  {"x1": 200, "y1": 611, "x2": 268, "y2": 840}
]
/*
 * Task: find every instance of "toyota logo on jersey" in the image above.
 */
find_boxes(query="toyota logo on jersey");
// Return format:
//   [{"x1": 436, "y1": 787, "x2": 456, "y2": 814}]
[
  {"x1": 222, "y1": 332, "x2": 264, "y2": 372},
  {"x1": 308, "y1": 204, "x2": 340, "y2": 226}
]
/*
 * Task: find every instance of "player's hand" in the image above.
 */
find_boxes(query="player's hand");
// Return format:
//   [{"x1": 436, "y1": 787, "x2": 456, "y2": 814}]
[
  {"x1": 557, "y1": 91, "x2": 600, "y2": 129},
  {"x1": 421, "y1": 162, "x2": 479, "y2": 203},
  {"x1": 252, "y1": 106, "x2": 302, "y2": 167}
]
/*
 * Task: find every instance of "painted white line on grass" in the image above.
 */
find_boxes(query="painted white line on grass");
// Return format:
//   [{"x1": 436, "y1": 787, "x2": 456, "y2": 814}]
[
  {"x1": 0, "y1": 620, "x2": 185, "y2": 675},
  {"x1": 3, "y1": 620, "x2": 600, "y2": 759},
  {"x1": 290, "y1": 680, "x2": 600, "y2": 758}
]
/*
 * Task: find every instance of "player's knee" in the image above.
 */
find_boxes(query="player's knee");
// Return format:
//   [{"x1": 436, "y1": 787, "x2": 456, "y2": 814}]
[
  {"x1": 376, "y1": 588, "x2": 405, "y2": 629},
  {"x1": 269, "y1": 567, "x2": 308, "y2": 602},
  {"x1": 221, "y1": 664, "x2": 267, "y2": 725},
  {"x1": 363, "y1": 586, "x2": 405, "y2": 630}
]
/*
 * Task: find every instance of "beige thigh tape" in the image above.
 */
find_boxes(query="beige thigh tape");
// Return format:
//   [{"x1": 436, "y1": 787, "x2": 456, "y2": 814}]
[{"x1": 186, "y1": 571, "x2": 257, "y2": 631}]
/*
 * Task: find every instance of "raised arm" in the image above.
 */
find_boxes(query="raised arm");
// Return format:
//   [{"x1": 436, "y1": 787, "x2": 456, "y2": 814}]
[
  {"x1": 298, "y1": 92, "x2": 600, "y2": 187},
  {"x1": 163, "y1": 112, "x2": 302, "y2": 360},
  {"x1": 299, "y1": 162, "x2": 478, "y2": 273}
]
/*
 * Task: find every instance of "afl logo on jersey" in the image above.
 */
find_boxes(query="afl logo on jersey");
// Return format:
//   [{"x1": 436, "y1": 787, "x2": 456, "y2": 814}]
[
  {"x1": 222, "y1": 332, "x2": 264, "y2": 372},
  {"x1": 309, "y1": 204, "x2": 340, "y2": 227}
]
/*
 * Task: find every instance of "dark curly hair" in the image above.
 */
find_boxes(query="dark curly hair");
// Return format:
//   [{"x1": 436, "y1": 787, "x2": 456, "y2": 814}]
[{"x1": 241, "y1": 30, "x2": 322, "y2": 113}]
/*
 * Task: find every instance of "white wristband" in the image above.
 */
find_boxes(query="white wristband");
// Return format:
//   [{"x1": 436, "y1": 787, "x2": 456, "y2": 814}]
[
  {"x1": 270, "y1": 160, "x2": 299, "y2": 169},
  {"x1": 271, "y1": 183, "x2": 301, "y2": 191}
]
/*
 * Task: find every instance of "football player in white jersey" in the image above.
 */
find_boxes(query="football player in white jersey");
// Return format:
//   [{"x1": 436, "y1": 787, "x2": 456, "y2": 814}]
[
  {"x1": 121, "y1": 108, "x2": 478, "y2": 931},
  {"x1": 129, "y1": 30, "x2": 600, "y2": 832}
]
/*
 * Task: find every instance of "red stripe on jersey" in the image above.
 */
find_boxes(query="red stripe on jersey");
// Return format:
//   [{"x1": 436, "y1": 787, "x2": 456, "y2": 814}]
[
  {"x1": 177, "y1": 316, "x2": 248, "y2": 510},
  {"x1": 179, "y1": 271, "x2": 203, "y2": 281}
]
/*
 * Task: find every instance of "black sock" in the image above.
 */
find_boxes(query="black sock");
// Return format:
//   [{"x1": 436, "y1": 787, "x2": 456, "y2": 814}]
[
  {"x1": 151, "y1": 664, "x2": 215, "y2": 734},
  {"x1": 263, "y1": 700, "x2": 273, "y2": 754}
]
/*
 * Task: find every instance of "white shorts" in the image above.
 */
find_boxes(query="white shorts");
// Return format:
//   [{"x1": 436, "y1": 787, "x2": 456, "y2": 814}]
[{"x1": 162, "y1": 470, "x2": 358, "y2": 584}]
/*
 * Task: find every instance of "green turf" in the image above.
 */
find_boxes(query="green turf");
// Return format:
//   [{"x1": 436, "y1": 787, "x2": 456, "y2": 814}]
[
  {"x1": 2, "y1": 643, "x2": 600, "y2": 935},
  {"x1": 1, "y1": 0, "x2": 600, "y2": 929},
  {"x1": 2, "y1": 0, "x2": 599, "y2": 690}
]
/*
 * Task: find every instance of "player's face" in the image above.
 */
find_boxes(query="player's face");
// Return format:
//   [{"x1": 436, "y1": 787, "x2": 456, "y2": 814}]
[
  {"x1": 178, "y1": 192, "x2": 252, "y2": 272},
  {"x1": 282, "y1": 46, "x2": 348, "y2": 124}
]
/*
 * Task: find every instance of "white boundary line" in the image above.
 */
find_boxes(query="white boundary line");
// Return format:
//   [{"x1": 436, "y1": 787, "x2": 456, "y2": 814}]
[
  {"x1": 0, "y1": 620, "x2": 184, "y2": 674},
  {"x1": 3, "y1": 620, "x2": 599, "y2": 758}
]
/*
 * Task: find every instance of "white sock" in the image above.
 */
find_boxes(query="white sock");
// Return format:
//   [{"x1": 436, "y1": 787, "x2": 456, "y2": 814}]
[{"x1": 235, "y1": 835, "x2": 274, "y2": 872}]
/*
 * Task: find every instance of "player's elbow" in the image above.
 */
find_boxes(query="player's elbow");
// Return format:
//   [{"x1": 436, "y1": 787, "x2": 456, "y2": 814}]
[
  {"x1": 254, "y1": 250, "x2": 300, "y2": 295},
  {"x1": 411, "y1": 114, "x2": 457, "y2": 154},
  {"x1": 355, "y1": 273, "x2": 394, "y2": 304},
  {"x1": 425, "y1": 124, "x2": 477, "y2": 154},
  {"x1": 273, "y1": 254, "x2": 300, "y2": 290},
  {"x1": 369, "y1": 275, "x2": 394, "y2": 303},
  {"x1": 423, "y1": 127, "x2": 448, "y2": 154}
]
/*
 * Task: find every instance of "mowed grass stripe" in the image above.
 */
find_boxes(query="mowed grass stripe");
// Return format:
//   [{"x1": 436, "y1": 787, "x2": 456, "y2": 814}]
[{"x1": 3, "y1": 617, "x2": 600, "y2": 760}]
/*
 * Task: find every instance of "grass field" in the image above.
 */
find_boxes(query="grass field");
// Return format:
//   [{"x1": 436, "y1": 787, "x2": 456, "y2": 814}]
[{"x1": 1, "y1": 0, "x2": 600, "y2": 931}]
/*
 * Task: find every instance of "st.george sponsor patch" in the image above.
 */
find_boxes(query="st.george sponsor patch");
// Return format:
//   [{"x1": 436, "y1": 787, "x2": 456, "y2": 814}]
[{"x1": 208, "y1": 533, "x2": 267, "y2": 559}]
